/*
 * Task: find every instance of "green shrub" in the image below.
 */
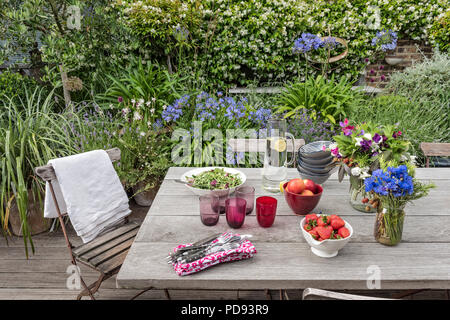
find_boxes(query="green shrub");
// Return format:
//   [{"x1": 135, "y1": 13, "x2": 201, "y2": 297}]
[
  {"x1": 274, "y1": 75, "x2": 363, "y2": 125},
  {"x1": 385, "y1": 49, "x2": 450, "y2": 106},
  {"x1": 116, "y1": 0, "x2": 447, "y2": 86},
  {"x1": 350, "y1": 95, "x2": 449, "y2": 163},
  {"x1": 96, "y1": 59, "x2": 184, "y2": 118},
  {"x1": 0, "y1": 71, "x2": 43, "y2": 105},
  {"x1": 430, "y1": 10, "x2": 450, "y2": 52}
]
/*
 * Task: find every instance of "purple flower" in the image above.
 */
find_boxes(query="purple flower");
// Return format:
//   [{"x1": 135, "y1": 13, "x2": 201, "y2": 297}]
[
  {"x1": 380, "y1": 74, "x2": 386, "y2": 81},
  {"x1": 364, "y1": 58, "x2": 369, "y2": 63},
  {"x1": 370, "y1": 69, "x2": 375, "y2": 74},
  {"x1": 360, "y1": 139, "x2": 372, "y2": 152},
  {"x1": 379, "y1": 65, "x2": 384, "y2": 70},
  {"x1": 118, "y1": 96, "x2": 123, "y2": 103},
  {"x1": 373, "y1": 133, "x2": 382, "y2": 143}
]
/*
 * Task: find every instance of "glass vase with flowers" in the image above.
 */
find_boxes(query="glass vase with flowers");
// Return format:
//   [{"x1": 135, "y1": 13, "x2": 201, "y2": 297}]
[
  {"x1": 329, "y1": 119, "x2": 410, "y2": 213},
  {"x1": 364, "y1": 162, "x2": 434, "y2": 245}
]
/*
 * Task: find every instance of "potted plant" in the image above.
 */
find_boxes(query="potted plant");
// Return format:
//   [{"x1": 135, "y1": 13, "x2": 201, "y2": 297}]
[
  {"x1": 116, "y1": 99, "x2": 171, "y2": 206},
  {"x1": 364, "y1": 161, "x2": 434, "y2": 245},
  {"x1": 329, "y1": 119, "x2": 410, "y2": 213},
  {"x1": 0, "y1": 88, "x2": 73, "y2": 256}
]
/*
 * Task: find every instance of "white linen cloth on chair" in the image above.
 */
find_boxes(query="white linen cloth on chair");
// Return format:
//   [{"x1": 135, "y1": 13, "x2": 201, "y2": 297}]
[{"x1": 44, "y1": 150, "x2": 131, "y2": 243}]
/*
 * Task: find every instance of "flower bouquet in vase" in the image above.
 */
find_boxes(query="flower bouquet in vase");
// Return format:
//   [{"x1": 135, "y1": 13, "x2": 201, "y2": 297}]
[
  {"x1": 364, "y1": 162, "x2": 434, "y2": 246},
  {"x1": 329, "y1": 120, "x2": 410, "y2": 213}
]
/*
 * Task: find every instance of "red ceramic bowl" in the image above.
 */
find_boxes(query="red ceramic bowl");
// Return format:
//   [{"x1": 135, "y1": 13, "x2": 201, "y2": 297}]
[{"x1": 283, "y1": 182, "x2": 323, "y2": 215}]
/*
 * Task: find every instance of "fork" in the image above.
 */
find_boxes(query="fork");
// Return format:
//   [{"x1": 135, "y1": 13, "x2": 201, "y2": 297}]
[{"x1": 180, "y1": 241, "x2": 242, "y2": 264}]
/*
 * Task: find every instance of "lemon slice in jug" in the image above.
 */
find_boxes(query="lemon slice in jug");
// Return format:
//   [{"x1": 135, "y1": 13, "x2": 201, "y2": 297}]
[{"x1": 272, "y1": 138, "x2": 287, "y2": 152}]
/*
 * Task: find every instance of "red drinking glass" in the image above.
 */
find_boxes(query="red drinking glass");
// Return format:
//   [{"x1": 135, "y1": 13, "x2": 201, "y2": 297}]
[
  {"x1": 256, "y1": 196, "x2": 277, "y2": 228},
  {"x1": 235, "y1": 185, "x2": 255, "y2": 215},
  {"x1": 199, "y1": 194, "x2": 220, "y2": 226},
  {"x1": 225, "y1": 197, "x2": 247, "y2": 229}
]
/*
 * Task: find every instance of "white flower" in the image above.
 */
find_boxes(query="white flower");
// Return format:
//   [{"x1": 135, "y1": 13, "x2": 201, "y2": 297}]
[
  {"x1": 162, "y1": 105, "x2": 167, "y2": 110},
  {"x1": 133, "y1": 111, "x2": 142, "y2": 121},
  {"x1": 355, "y1": 137, "x2": 363, "y2": 146},
  {"x1": 150, "y1": 108, "x2": 155, "y2": 114},
  {"x1": 329, "y1": 142, "x2": 338, "y2": 150},
  {"x1": 131, "y1": 99, "x2": 136, "y2": 104},
  {"x1": 151, "y1": 97, "x2": 156, "y2": 102},
  {"x1": 363, "y1": 133, "x2": 372, "y2": 140},
  {"x1": 140, "y1": 132, "x2": 145, "y2": 137},
  {"x1": 351, "y1": 167, "x2": 361, "y2": 176},
  {"x1": 146, "y1": 101, "x2": 151, "y2": 106}
]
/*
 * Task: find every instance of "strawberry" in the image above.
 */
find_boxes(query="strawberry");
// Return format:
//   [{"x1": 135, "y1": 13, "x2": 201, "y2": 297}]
[
  {"x1": 329, "y1": 214, "x2": 339, "y2": 220},
  {"x1": 305, "y1": 213, "x2": 318, "y2": 224},
  {"x1": 308, "y1": 230, "x2": 319, "y2": 240},
  {"x1": 316, "y1": 226, "x2": 332, "y2": 240},
  {"x1": 338, "y1": 227, "x2": 350, "y2": 238},
  {"x1": 361, "y1": 197, "x2": 369, "y2": 204},
  {"x1": 304, "y1": 223, "x2": 313, "y2": 231},
  {"x1": 330, "y1": 217, "x2": 345, "y2": 230},
  {"x1": 317, "y1": 215, "x2": 330, "y2": 226}
]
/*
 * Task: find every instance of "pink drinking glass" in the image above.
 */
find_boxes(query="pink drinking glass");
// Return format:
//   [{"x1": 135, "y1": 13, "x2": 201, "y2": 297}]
[
  {"x1": 225, "y1": 197, "x2": 247, "y2": 229},
  {"x1": 256, "y1": 196, "x2": 277, "y2": 228},
  {"x1": 235, "y1": 185, "x2": 255, "y2": 215},
  {"x1": 211, "y1": 189, "x2": 230, "y2": 215},
  {"x1": 199, "y1": 194, "x2": 220, "y2": 226}
]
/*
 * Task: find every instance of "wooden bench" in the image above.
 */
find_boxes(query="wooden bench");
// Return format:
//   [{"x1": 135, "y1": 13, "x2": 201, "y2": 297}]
[
  {"x1": 420, "y1": 142, "x2": 450, "y2": 168},
  {"x1": 35, "y1": 148, "x2": 141, "y2": 300}
]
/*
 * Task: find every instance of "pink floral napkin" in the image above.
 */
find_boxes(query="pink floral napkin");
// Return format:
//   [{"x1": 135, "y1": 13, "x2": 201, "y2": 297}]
[{"x1": 171, "y1": 233, "x2": 257, "y2": 276}]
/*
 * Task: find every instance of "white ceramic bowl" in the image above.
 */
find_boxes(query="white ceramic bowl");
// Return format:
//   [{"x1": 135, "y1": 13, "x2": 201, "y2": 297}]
[
  {"x1": 180, "y1": 167, "x2": 247, "y2": 196},
  {"x1": 300, "y1": 215, "x2": 353, "y2": 258}
]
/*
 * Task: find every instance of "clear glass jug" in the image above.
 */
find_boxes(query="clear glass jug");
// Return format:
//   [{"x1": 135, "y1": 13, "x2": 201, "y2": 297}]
[{"x1": 262, "y1": 117, "x2": 295, "y2": 192}]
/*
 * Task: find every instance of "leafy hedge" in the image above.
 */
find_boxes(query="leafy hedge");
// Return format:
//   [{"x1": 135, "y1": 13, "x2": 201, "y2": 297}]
[{"x1": 115, "y1": 0, "x2": 447, "y2": 86}]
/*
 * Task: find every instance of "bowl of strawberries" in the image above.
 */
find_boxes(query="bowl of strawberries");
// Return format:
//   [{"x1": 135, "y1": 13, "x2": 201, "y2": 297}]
[
  {"x1": 282, "y1": 178, "x2": 323, "y2": 215},
  {"x1": 300, "y1": 213, "x2": 353, "y2": 258}
]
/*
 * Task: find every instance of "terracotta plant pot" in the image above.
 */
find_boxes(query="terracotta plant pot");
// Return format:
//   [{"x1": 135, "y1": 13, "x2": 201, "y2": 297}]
[
  {"x1": 9, "y1": 190, "x2": 49, "y2": 236},
  {"x1": 132, "y1": 181, "x2": 158, "y2": 207}
]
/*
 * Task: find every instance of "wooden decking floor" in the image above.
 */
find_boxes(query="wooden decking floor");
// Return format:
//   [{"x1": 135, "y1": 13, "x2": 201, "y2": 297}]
[{"x1": 0, "y1": 201, "x2": 448, "y2": 300}]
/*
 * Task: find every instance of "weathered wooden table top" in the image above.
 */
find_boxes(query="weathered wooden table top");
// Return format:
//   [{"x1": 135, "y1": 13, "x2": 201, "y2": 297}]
[{"x1": 116, "y1": 167, "x2": 450, "y2": 290}]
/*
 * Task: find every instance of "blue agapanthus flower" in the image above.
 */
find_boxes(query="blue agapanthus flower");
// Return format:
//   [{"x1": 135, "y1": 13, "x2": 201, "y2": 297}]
[
  {"x1": 293, "y1": 33, "x2": 324, "y2": 53},
  {"x1": 248, "y1": 108, "x2": 271, "y2": 127},
  {"x1": 162, "y1": 94, "x2": 190, "y2": 122},
  {"x1": 365, "y1": 165, "x2": 413, "y2": 197},
  {"x1": 371, "y1": 29, "x2": 398, "y2": 52}
]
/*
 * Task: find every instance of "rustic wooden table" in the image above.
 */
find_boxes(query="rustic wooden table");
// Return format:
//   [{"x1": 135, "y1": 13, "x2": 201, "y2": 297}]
[{"x1": 117, "y1": 167, "x2": 450, "y2": 291}]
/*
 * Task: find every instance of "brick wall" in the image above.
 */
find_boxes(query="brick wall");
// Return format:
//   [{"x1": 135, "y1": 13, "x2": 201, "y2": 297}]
[{"x1": 364, "y1": 40, "x2": 433, "y2": 88}]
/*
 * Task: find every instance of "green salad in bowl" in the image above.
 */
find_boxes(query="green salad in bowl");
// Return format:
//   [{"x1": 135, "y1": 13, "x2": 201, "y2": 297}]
[{"x1": 181, "y1": 167, "x2": 247, "y2": 196}]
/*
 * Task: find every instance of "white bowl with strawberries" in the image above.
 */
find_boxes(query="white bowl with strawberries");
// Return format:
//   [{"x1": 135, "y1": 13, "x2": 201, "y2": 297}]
[{"x1": 300, "y1": 213, "x2": 353, "y2": 258}]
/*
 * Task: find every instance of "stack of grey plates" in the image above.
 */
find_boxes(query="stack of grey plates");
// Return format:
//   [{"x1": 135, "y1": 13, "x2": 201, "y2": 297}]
[{"x1": 297, "y1": 141, "x2": 337, "y2": 184}]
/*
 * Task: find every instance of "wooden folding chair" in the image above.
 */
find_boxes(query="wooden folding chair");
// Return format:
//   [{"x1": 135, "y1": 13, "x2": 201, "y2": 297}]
[
  {"x1": 302, "y1": 288, "x2": 394, "y2": 300},
  {"x1": 35, "y1": 148, "x2": 141, "y2": 300}
]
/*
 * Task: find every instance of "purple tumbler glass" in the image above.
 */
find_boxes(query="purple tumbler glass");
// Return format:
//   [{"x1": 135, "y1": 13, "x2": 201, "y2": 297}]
[
  {"x1": 235, "y1": 185, "x2": 255, "y2": 215},
  {"x1": 199, "y1": 194, "x2": 220, "y2": 226}
]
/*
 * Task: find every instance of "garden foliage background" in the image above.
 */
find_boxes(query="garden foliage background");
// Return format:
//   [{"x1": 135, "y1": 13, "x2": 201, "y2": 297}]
[{"x1": 0, "y1": 0, "x2": 449, "y2": 250}]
